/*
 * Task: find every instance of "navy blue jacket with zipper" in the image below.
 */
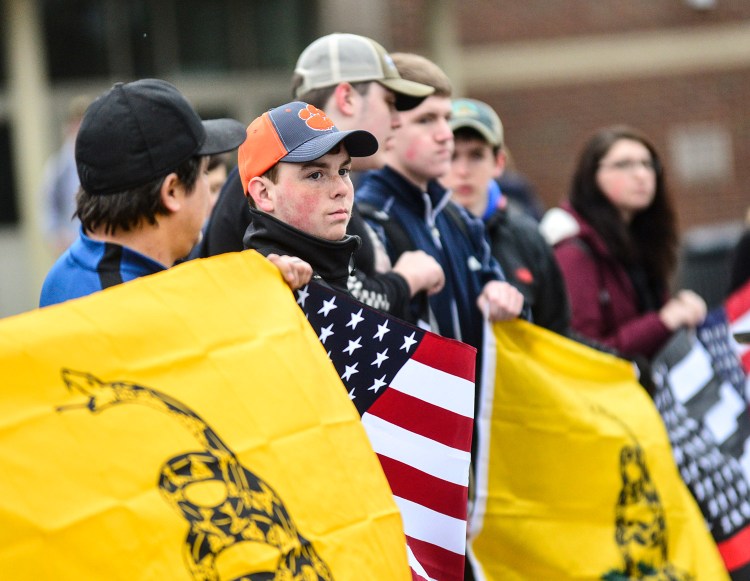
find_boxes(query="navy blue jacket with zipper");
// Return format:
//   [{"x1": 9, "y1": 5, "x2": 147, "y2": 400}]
[{"x1": 356, "y1": 165, "x2": 511, "y2": 351}]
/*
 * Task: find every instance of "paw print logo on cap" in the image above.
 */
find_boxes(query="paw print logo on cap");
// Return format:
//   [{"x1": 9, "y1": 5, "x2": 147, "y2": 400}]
[{"x1": 298, "y1": 104, "x2": 334, "y2": 131}]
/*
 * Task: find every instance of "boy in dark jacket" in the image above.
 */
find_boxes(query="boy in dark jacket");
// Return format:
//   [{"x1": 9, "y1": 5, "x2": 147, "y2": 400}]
[
  {"x1": 196, "y1": 34, "x2": 444, "y2": 320},
  {"x1": 442, "y1": 98, "x2": 571, "y2": 335},
  {"x1": 356, "y1": 54, "x2": 524, "y2": 350},
  {"x1": 238, "y1": 100, "x2": 393, "y2": 294}
]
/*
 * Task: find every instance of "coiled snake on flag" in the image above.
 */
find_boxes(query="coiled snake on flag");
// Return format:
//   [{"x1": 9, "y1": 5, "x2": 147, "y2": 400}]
[{"x1": 57, "y1": 369, "x2": 333, "y2": 581}]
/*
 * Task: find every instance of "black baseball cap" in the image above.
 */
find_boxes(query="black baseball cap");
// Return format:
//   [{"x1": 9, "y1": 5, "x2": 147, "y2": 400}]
[{"x1": 75, "y1": 79, "x2": 246, "y2": 195}]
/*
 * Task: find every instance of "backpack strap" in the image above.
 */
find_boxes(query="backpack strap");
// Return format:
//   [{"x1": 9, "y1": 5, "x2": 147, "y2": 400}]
[
  {"x1": 359, "y1": 200, "x2": 471, "y2": 254},
  {"x1": 442, "y1": 202, "x2": 470, "y2": 239},
  {"x1": 358, "y1": 202, "x2": 434, "y2": 325},
  {"x1": 357, "y1": 202, "x2": 415, "y2": 257}
]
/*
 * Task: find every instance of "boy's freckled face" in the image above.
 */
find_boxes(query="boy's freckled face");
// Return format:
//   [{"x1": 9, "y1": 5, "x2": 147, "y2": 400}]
[{"x1": 266, "y1": 147, "x2": 354, "y2": 241}]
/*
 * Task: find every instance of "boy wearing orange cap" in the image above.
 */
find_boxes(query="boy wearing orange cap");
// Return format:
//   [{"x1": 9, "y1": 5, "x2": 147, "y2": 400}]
[{"x1": 238, "y1": 101, "x2": 400, "y2": 293}]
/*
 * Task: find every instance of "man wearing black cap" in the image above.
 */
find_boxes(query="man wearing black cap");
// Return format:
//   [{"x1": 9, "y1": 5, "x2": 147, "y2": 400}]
[
  {"x1": 443, "y1": 98, "x2": 571, "y2": 335},
  {"x1": 39, "y1": 79, "x2": 310, "y2": 307},
  {"x1": 196, "y1": 33, "x2": 445, "y2": 321}
]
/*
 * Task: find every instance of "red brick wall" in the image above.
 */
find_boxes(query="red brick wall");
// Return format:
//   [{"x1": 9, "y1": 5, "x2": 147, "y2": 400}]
[
  {"x1": 388, "y1": 0, "x2": 750, "y2": 230},
  {"x1": 455, "y1": 0, "x2": 750, "y2": 43},
  {"x1": 471, "y1": 68, "x2": 750, "y2": 230},
  {"x1": 390, "y1": 0, "x2": 750, "y2": 45}
]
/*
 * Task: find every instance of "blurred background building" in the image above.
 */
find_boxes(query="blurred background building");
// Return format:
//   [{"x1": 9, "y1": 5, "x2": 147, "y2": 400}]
[{"x1": 0, "y1": 0, "x2": 748, "y2": 316}]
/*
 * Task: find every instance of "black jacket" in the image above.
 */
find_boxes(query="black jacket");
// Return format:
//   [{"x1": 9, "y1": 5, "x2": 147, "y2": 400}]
[
  {"x1": 486, "y1": 200, "x2": 570, "y2": 335},
  {"x1": 730, "y1": 228, "x2": 750, "y2": 295},
  {"x1": 244, "y1": 208, "x2": 359, "y2": 293},
  {"x1": 193, "y1": 167, "x2": 412, "y2": 318}
]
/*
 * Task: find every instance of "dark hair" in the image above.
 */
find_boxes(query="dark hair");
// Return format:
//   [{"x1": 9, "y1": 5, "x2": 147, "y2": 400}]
[
  {"x1": 76, "y1": 156, "x2": 203, "y2": 235},
  {"x1": 453, "y1": 126, "x2": 502, "y2": 156},
  {"x1": 569, "y1": 125, "x2": 676, "y2": 286},
  {"x1": 243, "y1": 160, "x2": 281, "y2": 211},
  {"x1": 207, "y1": 152, "x2": 232, "y2": 172},
  {"x1": 290, "y1": 75, "x2": 372, "y2": 109}
]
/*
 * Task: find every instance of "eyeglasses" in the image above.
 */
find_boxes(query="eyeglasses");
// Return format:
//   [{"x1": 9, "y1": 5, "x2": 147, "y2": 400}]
[{"x1": 599, "y1": 159, "x2": 658, "y2": 173}]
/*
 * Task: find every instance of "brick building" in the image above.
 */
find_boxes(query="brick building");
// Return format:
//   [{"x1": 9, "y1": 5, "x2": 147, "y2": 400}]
[
  {"x1": 0, "y1": 0, "x2": 748, "y2": 314},
  {"x1": 391, "y1": 0, "x2": 750, "y2": 231}
]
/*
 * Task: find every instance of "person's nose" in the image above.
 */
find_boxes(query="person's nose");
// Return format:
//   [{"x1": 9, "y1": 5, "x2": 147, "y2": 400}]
[
  {"x1": 454, "y1": 157, "x2": 469, "y2": 177},
  {"x1": 630, "y1": 164, "x2": 653, "y2": 184},
  {"x1": 332, "y1": 176, "x2": 352, "y2": 199},
  {"x1": 436, "y1": 118, "x2": 453, "y2": 142},
  {"x1": 634, "y1": 162, "x2": 653, "y2": 176}
]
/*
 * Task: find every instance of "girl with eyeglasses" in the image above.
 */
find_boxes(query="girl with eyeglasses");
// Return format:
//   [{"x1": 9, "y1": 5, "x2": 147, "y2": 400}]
[{"x1": 540, "y1": 125, "x2": 706, "y2": 362}]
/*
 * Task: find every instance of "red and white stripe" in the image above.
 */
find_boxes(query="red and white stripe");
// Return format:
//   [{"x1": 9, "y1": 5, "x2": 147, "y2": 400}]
[
  {"x1": 361, "y1": 332, "x2": 475, "y2": 581},
  {"x1": 721, "y1": 281, "x2": 750, "y2": 574}
]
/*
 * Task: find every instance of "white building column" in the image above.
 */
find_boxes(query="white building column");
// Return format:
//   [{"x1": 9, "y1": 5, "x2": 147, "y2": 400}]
[
  {"x1": 3, "y1": 0, "x2": 53, "y2": 310},
  {"x1": 426, "y1": 0, "x2": 464, "y2": 97}
]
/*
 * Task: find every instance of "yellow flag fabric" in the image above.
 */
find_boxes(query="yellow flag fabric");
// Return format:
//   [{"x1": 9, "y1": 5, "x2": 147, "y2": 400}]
[
  {"x1": 0, "y1": 250, "x2": 410, "y2": 580},
  {"x1": 467, "y1": 319, "x2": 729, "y2": 580}
]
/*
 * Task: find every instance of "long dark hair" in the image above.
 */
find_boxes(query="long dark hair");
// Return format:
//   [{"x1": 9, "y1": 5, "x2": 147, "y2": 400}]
[{"x1": 569, "y1": 125, "x2": 677, "y2": 287}]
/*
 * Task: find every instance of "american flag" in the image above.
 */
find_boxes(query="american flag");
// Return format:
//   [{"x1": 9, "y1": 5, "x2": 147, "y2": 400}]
[
  {"x1": 726, "y1": 281, "x2": 750, "y2": 375},
  {"x1": 652, "y1": 284, "x2": 750, "y2": 580},
  {"x1": 296, "y1": 282, "x2": 476, "y2": 581}
]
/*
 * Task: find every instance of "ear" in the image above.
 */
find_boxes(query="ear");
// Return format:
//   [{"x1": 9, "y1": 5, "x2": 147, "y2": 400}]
[
  {"x1": 493, "y1": 149, "x2": 507, "y2": 179},
  {"x1": 160, "y1": 173, "x2": 183, "y2": 213},
  {"x1": 332, "y1": 82, "x2": 358, "y2": 117},
  {"x1": 247, "y1": 177, "x2": 274, "y2": 213}
]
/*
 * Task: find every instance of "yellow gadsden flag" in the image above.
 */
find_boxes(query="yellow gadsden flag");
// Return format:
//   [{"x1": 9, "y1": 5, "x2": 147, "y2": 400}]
[
  {"x1": 0, "y1": 251, "x2": 410, "y2": 580},
  {"x1": 467, "y1": 319, "x2": 728, "y2": 581}
]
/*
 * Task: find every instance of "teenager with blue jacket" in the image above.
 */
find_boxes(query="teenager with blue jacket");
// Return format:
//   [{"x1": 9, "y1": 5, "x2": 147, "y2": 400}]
[
  {"x1": 443, "y1": 98, "x2": 571, "y2": 336},
  {"x1": 356, "y1": 53, "x2": 524, "y2": 351},
  {"x1": 40, "y1": 79, "x2": 310, "y2": 307}
]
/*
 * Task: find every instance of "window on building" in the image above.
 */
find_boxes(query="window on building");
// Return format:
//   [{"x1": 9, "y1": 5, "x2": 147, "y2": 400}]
[
  {"x1": 42, "y1": 0, "x2": 318, "y2": 80},
  {"x1": 176, "y1": 0, "x2": 318, "y2": 72},
  {"x1": 0, "y1": 122, "x2": 18, "y2": 224},
  {"x1": 242, "y1": 0, "x2": 320, "y2": 70},
  {"x1": 176, "y1": 0, "x2": 231, "y2": 72},
  {"x1": 0, "y1": 12, "x2": 6, "y2": 83},
  {"x1": 42, "y1": 0, "x2": 109, "y2": 80},
  {"x1": 126, "y1": 2, "x2": 157, "y2": 78},
  {"x1": 669, "y1": 123, "x2": 734, "y2": 185}
]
